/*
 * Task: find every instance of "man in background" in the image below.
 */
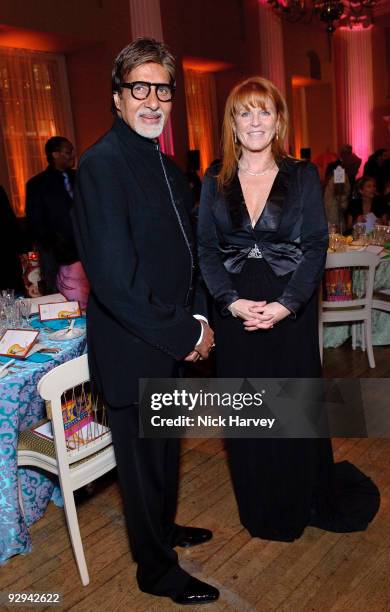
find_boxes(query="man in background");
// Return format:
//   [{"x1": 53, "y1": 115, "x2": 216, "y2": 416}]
[
  {"x1": 340, "y1": 144, "x2": 361, "y2": 187},
  {"x1": 26, "y1": 137, "x2": 88, "y2": 306}
]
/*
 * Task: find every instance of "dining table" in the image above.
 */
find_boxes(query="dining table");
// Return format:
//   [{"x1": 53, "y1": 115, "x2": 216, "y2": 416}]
[
  {"x1": 324, "y1": 248, "x2": 390, "y2": 348},
  {"x1": 0, "y1": 309, "x2": 87, "y2": 564}
]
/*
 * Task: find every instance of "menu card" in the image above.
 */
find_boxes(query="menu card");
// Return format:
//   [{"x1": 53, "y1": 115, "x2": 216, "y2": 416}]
[
  {"x1": 0, "y1": 329, "x2": 39, "y2": 359},
  {"x1": 39, "y1": 301, "x2": 81, "y2": 321},
  {"x1": 30, "y1": 293, "x2": 66, "y2": 315}
]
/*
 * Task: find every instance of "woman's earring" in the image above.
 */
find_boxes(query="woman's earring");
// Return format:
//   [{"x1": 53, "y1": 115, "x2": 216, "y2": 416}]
[{"x1": 233, "y1": 131, "x2": 237, "y2": 144}]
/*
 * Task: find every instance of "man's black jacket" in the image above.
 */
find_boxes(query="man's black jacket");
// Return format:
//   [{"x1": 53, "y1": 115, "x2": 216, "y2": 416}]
[
  {"x1": 26, "y1": 165, "x2": 78, "y2": 290},
  {"x1": 73, "y1": 118, "x2": 205, "y2": 407}
]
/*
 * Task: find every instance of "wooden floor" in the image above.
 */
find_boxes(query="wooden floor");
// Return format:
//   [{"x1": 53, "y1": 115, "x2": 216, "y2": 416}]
[{"x1": 2, "y1": 344, "x2": 390, "y2": 611}]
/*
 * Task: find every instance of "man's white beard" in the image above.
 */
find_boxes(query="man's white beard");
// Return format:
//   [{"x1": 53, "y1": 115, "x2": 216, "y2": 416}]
[{"x1": 134, "y1": 115, "x2": 165, "y2": 139}]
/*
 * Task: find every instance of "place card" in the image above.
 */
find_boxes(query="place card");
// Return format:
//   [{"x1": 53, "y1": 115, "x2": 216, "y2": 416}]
[
  {"x1": 39, "y1": 301, "x2": 81, "y2": 321},
  {"x1": 0, "y1": 329, "x2": 39, "y2": 359},
  {"x1": 30, "y1": 293, "x2": 66, "y2": 315},
  {"x1": 333, "y1": 165, "x2": 346, "y2": 184}
]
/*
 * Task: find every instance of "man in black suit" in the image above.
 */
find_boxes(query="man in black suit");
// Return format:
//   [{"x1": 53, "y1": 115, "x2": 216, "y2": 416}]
[
  {"x1": 26, "y1": 136, "x2": 79, "y2": 294},
  {"x1": 72, "y1": 38, "x2": 218, "y2": 605}
]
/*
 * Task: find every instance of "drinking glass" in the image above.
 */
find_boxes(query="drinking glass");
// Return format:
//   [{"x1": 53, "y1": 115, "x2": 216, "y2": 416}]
[
  {"x1": 353, "y1": 223, "x2": 366, "y2": 243},
  {"x1": 6, "y1": 302, "x2": 22, "y2": 328},
  {"x1": 2, "y1": 288, "x2": 15, "y2": 301},
  {"x1": 373, "y1": 224, "x2": 387, "y2": 246},
  {"x1": 18, "y1": 298, "x2": 32, "y2": 328},
  {"x1": 385, "y1": 226, "x2": 390, "y2": 247},
  {"x1": 0, "y1": 297, "x2": 6, "y2": 336},
  {"x1": 334, "y1": 235, "x2": 347, "y2": 252}
]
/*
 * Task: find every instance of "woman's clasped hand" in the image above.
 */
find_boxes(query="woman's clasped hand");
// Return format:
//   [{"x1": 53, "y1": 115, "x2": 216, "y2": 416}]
[{"x1": 228, "y1": 298, "x2": 291, "y2": 330}]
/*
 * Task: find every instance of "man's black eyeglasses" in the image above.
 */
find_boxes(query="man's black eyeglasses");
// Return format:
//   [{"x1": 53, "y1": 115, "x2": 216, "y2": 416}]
[{"x1": 120, "y1": 81, "x2": 175, "y2": 102}]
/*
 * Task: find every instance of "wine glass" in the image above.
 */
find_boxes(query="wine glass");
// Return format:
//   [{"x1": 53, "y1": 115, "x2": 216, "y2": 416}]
[
  {"x1": 18, "y1": 298, "x2": 31, "y2": 328},
  {"x1": 2, "y1": 289, "x2": 14, "y2": 307},
  {"x1": 6, "y1": 302, "x2": 22, "y2": 328},
  {"x1": 328, "y1": 223, "x2": 339, "y2": 235},
  {"x1": 353, "y1": 223, "x2": 365, "y2": 243},
  {"x1": 0, "y1": 297, "x2": 6, "y2": 336}
]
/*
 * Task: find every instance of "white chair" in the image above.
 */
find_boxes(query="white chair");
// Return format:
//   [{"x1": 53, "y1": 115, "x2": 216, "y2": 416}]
[
  {"x1": 319, "y1": 251, "x2": 379, "y2": 368},
  {"x1": 372, "y1": 291, "x2": 390, "y2": 314},
  {"x1": 17, "y1": 354, "x2": 116, "y2": 586}
]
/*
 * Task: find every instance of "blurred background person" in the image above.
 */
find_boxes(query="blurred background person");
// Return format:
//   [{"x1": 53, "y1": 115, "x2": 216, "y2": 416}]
[
  {"x1": 346, "y1": 176, "x2": 388, "y2": 232},
  {"x1": 363, "y1": 148, "x2": 390, "y2": 194},
  {"x1": 185, "y1": 149, "x2": 202, "y2": 214},
  {"x1": 339, "y1": 144, "x2": 361, "y2": 188},
  {"x1": 26, "y1": 136, "x2": 89, "y2": 306}
]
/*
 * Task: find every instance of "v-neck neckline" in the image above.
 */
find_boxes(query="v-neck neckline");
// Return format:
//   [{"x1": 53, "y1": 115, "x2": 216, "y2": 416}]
[{"x1": 238, "y1": 169, "x2": 280, "y2": 230}]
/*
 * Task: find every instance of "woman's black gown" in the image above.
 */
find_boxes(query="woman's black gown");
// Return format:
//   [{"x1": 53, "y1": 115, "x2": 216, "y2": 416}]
[{"x1": 200, "y1": 161, "x2": 380, "y2": 542}]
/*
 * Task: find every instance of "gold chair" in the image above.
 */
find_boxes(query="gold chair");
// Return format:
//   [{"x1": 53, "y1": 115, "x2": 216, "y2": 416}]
[{"x1": 372, "y1": 291, "x2": 390, "y2": 314}]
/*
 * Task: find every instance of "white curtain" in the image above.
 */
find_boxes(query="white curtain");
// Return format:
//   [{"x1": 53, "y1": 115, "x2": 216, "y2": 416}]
[
  {"x1": 129, "y1": 0, "x2": 164, "y2": 39},
  {"x1": 258, "y1": 0, "x2": 286, "y2": 96},
  {"x1": 334, "y1": 28, "x2": 374, "y2": 168},
  {"x1": 0, "y1": 48, "x2": 73, "y2": 216},
  {"x1": 184, "y1": 69, "x2": 219, "y2": 175}
]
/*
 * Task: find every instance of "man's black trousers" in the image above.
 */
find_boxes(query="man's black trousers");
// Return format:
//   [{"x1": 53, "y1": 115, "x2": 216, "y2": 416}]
[{"x1": 107, "y1": 403, "x2": 191, "y2": 596}]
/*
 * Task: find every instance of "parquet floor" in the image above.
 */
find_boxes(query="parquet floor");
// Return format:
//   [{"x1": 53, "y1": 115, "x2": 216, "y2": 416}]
[{"x1": 1, "y1": 344, "x2": 390, "y2": 611}]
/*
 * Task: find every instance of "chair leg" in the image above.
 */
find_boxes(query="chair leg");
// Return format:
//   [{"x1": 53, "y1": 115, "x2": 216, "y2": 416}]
[
  {"x1": 318, "y1": 321, "x2": 323, "y2": 365},
  {"x1": 352, "y1": 323, "x2": 357, "y2": 350},
  {"x1": 365, "y1": 317, "x2": 375, "y2": 368},
  {"x1": 60, "y1": 480, "x2": 90, "y2": 586},
  {"x1": 361, "y1": 322, "x2": 366, "y2": 352}
]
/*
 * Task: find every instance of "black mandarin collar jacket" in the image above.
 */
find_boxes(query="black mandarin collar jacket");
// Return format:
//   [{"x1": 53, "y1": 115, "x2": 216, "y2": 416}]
[
  {"x1": 198, "y1": 157, "x2": 329, "y2": 316},
  {"x1": 73, "y1": 117, "x2": 203, "y2": 406}
]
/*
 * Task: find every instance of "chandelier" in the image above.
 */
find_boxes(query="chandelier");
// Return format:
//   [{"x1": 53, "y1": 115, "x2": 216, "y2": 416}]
[{"x1": 267, "y1": 0, "x2": 377, "y2": 33}]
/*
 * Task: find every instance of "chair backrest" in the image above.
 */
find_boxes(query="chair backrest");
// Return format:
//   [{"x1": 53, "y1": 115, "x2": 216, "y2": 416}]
[
  {"x1": 38, "y1": 354, "x2": 112, "y2": 465},
  {"x1": 39, "y1": 354, "x2": 90, "y2": 399},
  {"x1": 323, "y1": 251, "x2": 379, "y2": 309}
]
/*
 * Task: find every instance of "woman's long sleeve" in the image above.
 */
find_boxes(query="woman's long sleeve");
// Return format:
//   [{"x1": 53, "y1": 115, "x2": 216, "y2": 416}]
[
  {"x1": 198, "y1": 172, "x2": 239, "y2": 313},
  {"x1": 277, "y1": 164, "x2": 328, "y2": 315}
]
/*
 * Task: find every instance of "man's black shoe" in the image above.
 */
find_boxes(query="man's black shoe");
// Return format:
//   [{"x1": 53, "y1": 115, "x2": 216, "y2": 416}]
[
  {"x1": 171, "y1": 576, "x2": 219, "y2": 605},
  {"x1": 175, "y1": 526, "x2": 213, "y2": 548}
]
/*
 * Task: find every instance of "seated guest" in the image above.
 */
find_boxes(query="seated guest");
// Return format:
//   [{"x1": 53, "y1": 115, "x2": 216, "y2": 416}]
[
  {"x1": 0, "y1": 185, "x2": 24, "y2": 294},
  {"x1": 363, "y1": 148, "x2": 389, "y2": 193},
  {"x1": 346, "y1": 176, "x2": 388, "y2": 232},
  {"x1": 26, "y1": 137, "x2": 89, "y2": 307},
  {"x1": 186, "y1": 149, "x2": 202, "y2": 211}
]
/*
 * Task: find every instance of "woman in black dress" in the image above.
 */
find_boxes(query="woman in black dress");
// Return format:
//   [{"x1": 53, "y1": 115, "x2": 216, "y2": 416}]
[{"x1": 198, "y1": 77, "x2": 379, "y2": 541}]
